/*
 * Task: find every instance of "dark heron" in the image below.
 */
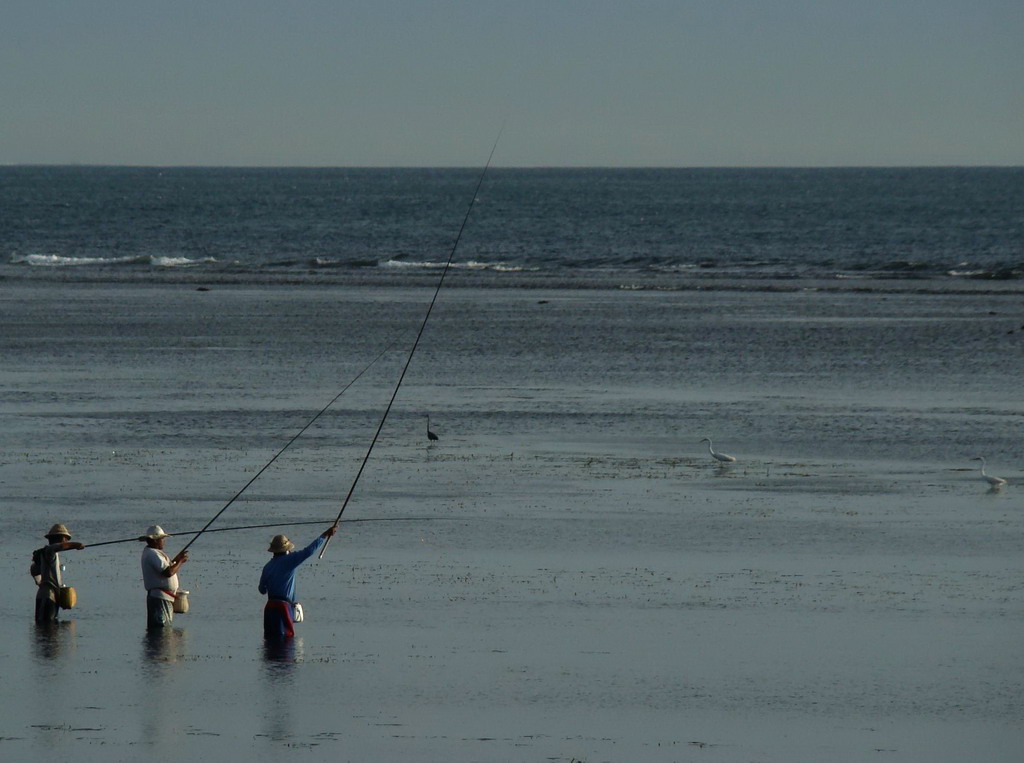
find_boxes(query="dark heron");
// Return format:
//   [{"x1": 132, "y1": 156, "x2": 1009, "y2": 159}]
[{"x1": 427, "y1": 415, "x2": 439, "y2": 442}]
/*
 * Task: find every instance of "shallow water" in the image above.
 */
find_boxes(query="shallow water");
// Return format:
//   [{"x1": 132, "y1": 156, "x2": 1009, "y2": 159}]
[{"x1": 1, "y1": 282, "x2": 1022, "y2": 761}]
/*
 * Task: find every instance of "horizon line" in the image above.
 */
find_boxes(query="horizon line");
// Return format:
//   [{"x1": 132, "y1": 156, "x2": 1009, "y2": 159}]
[{"x1": 3, "y1": 163, "x2": 1023, "y2": 170}]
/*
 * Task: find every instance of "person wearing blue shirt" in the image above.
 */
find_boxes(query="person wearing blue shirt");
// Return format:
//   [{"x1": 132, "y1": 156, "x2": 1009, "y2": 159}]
[{"x1": 258, "y1": 525, "x2": 336, "y2": 639}]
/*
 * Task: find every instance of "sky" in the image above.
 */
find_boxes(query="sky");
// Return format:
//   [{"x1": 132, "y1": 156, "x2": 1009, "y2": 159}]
[{"x1": 2, "y1": 1, "x2": 1022, "y2": 167}]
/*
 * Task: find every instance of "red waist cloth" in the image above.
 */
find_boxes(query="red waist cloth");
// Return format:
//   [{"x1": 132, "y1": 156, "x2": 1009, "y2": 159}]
[{"x1": 263, "y1": 600, "x2": 295, "y2": 639}]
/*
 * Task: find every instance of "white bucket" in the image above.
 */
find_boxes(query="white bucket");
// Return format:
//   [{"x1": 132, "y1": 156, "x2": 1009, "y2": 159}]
[{"x1": 173, "y1": 590, "x2": 190, "y2": 614}]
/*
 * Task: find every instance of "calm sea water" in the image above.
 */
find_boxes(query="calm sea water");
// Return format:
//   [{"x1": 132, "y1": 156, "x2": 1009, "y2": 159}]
[
  {"x1": 2, "y1": 167, "x2": 1022, "y2": 286},
  {"x1": 2, "y1": 167, "x2": 1022, "y2": 761}
]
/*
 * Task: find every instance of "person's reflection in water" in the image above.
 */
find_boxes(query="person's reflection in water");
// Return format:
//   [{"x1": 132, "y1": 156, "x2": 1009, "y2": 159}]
[
  {"x1": 28, "y1": 620, "x2": 78, "y2": 742},
  {"x1": 260, "y1": 636, "x2": 303, "y2": 742},
  {"x1": 262, "y1": 636, "x2": 300, "y2": 666},
  {"x1": 31, "y1": 620, "x2": 77, "y2": 662},
  {"x1": 142, "y1": 627, "x2": 187, "y2": 669},
  {"x1": 139, "y1": 627, "x2": 188, "y2": 745}
]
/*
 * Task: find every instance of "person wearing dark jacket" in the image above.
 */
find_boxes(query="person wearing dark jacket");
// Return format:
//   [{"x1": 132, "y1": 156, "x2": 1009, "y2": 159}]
[{"x1": 30, "y1": 524, "x2": 84, "y2": 624}]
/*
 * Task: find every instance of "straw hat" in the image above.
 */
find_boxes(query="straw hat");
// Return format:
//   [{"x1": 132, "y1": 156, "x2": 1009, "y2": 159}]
[
  {"x1": 139, "y1": 525, "x2": 170, "y2": 541},
  {"x1": 268, "y1": 534, "x2": 295, "y2": 553},
  {"x1": 45, "y1": 523, "x2": 72, "y2": 540}
]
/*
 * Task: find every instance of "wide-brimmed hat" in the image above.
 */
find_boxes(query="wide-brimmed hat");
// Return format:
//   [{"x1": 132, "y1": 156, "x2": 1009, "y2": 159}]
[
  {"x1": 45, "y1": 523, "x2": 72, "y2": 540},
  {"x1": 268, "y1": 534, "x2": 294, "y2": 553},
  {"x1": 139, "y1": 525, "x2": 170, "y2": 541}
]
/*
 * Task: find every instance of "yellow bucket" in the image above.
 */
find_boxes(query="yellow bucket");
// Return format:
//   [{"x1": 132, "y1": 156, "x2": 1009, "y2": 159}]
[
  {"x1": 58, "y1": 585, "x2": 77, "y2": 609},
  {"x1": 173, "y1": 590, "x2": 190, "y2": 614}
]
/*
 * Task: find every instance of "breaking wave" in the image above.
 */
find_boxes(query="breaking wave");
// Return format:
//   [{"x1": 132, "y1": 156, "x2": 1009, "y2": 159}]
[
  {"x1": 11, "y1": 254, "x2": 217, "y2": 268},
  {"x1": 378, "y1": 259, "x2": 536, "y2": 273}
]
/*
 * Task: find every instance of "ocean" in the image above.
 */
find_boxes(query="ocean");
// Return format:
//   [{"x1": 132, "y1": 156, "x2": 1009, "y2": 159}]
[
  {"x1": 2, "y1": 166, "x2": 1022, "y2": 286},
  {"x1": 1, "y1": 167, "x2": 1022, "y2": 761}
]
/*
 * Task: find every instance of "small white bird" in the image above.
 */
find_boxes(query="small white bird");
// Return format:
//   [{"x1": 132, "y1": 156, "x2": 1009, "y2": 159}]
[
  {"x1": 973, "y1": 456, "x2": 1007, "y2": 488},
  {"x1": 701, "y1": 437, "x2": 736, "y2": 463}
]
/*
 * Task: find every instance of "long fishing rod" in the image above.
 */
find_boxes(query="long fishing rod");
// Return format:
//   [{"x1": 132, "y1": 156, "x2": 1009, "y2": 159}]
[
  {"x1": 319, "y1": 129, "x2": 503, "y2": 560},
  {"x1": 83, "y1": 515, "x2": 456, "y2": 548},
  {"x1": 176, "y1": 336, "x2": 401, "y2": 555}
]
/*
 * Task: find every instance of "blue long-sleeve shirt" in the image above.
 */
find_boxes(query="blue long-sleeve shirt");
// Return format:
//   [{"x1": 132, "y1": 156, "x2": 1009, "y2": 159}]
[{"x1": 258, "y1": 534, "x2": 327, "y2": 603}]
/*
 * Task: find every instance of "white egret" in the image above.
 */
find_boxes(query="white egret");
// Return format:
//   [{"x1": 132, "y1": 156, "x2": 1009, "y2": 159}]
[
  {"x1": 973, "y1": 457, "x2": 1006, "y2": 488},
  {"x1": 700, "y1": 437, "x2": 736, "y2": 463},
  {"x1": 426, "y1": 415, "x2": 439, "y2": 442}
]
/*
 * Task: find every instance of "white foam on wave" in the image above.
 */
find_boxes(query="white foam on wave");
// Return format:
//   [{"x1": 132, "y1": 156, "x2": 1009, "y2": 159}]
[
  {"x1": 11, "y1": 253, "x2": 216, "y2": 268},
  {"x1": 378, "y1": 259, "x2": 534, "y2": 273},
  {"x1": 379, "y1": 259, "x2": 447, "y2": 269},
  {"x1": 152, "y1": 256, "x2": 216, "y2": 267},
  {"x1": 12, "y1": 253, "x2": 140, "y2": 267}
]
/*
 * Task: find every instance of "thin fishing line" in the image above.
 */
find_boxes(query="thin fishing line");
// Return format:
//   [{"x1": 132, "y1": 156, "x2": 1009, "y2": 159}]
[
  {"x1": 177, "y1": 336, "x2": 401, "y2": 554},
  {"x1": 83, "y1": 515, "x2": 456, "y2": 548},
  {"x1": 319, "y1": 128, "x2": 503, "y2": 559}
]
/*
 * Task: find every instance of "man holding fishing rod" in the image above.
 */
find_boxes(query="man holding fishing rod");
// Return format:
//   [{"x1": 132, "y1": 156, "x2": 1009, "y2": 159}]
[
  {"x1": 139, "y1": 525, "x2": 189, "y2": 630},
  {"x1": 30, "y1": 523, "x2": 85, "y2": 624},
  {"x1": 259, "y1": 525, "x2": 336, "y2": 639}
]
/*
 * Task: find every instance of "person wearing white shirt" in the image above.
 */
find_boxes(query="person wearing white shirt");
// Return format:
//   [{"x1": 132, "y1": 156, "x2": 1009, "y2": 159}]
[{"x1": 138, "y1": 525, "x2": 189, "y2": 630}]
